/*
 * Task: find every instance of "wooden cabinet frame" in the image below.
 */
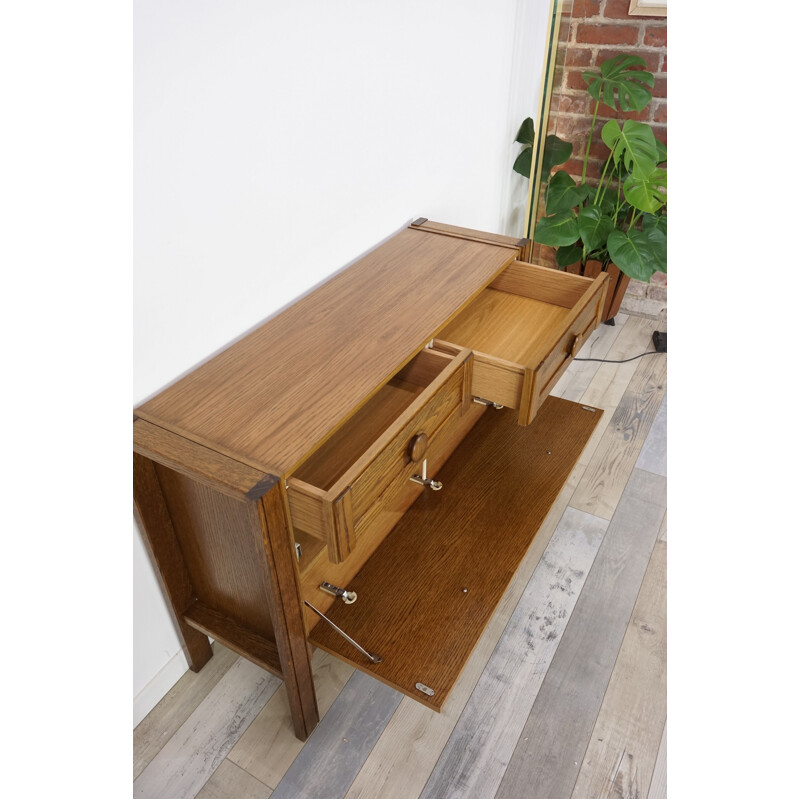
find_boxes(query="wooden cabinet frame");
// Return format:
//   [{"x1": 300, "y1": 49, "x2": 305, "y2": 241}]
[{"x1": 133, "y1": 219, "x2": 604, "y2": 740}]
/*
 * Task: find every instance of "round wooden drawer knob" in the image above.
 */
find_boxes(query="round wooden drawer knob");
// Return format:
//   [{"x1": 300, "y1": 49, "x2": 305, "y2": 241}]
[{"x1": 407, "y1": 432, "x2": 428, "y2": 462}]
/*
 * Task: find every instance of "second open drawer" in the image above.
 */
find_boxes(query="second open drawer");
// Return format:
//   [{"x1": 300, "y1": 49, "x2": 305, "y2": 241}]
[
  {"x1": 437, "y1": 261, "x2": 608, "y2": 425},
  {"x1": 287, "y1": 347, "x2": 471, "y2": 564}
]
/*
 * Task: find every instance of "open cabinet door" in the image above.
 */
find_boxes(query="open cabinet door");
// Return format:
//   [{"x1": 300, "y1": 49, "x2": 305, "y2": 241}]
[{"x1": 308, "y1": 396, "x2": 602, "y2": 710}]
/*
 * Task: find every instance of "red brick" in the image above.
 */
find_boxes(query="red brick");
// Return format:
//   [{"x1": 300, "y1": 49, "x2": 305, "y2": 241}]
[
  {"x1": 556, "y1": 115, "x2": 596, "y2": 142},
  {"x1": 661, "y1": 53, "x2": 667, "y2": 72},
  {"x1": 563, "y1": 157, "x2": 603, "y2": 181},
  {"x1": 650, "y1": 271, "x2": 667, "y2": 287},
  {"x1": 645, "y1": 25, "x2": 667, "y2": 47},
  {"x1": 559, "y1": 93, "x2": 590, "y2": 115},
  {"x1": 573, "y1": 0, "x2": 602, "y2": 17},
  {"x1": 652, "y1": 124, "x2": 667, "y2": 146},
  {"x1": 565, "y1": 47, "x2": 593, "y2": 67},
  {"x1": 594, "y1": 47, "x2": 661, "y2": 73},
  {"x1": 605, "y1": 0, "x2": 665, "y2": 18},
  {"x1": 589, "y1": 138, "x2": 613, "y2": 159},
  {"x1": 653, "y1": 75, "x2": 667, "y2": 98},
  {"x1": 653, "y1": 100, "x2": 667, "y2": 123},
  {"x1": 531, "y1": 242, "x2": 558, "y2": 268},
  {"x1": 597, "y1": 103, "x2": 650, "y2": 121},
  {"x1": 603, "y1": 0, "x2": 636, "y2": 18},
  {"x1": 576, "y1": 22, "x2": 639, "y2": 46},
  {"x1": 566, "y1": 68, "x2": 590, "y2": 91}
]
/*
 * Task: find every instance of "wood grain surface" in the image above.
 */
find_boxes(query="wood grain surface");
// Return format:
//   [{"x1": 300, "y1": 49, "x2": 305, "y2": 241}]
[
  {"x1": 133, "y1": 658, "x2": 281, "y2": 799},
  {"x1": 133, "y1": 642, "x2": 238, "y2": 780},
  {"x1": 496, "y1": 468, "x2": 666, "y2": 800},
  {"x1": 571, "y1": 351, "x2": 667, "y2": 519},
  {"x1": 195, "y1": 759, "x2": 272, "y2": 799},
  {"x1": 421, "y1": 507, "x2": 609, "y2": 799},
  {"x1": 636, "y1": 391, "x2": 667, "y2": 477},
  {"x1": 133, "y1": 453, "x2": 213, "y2": 672},
  {"x1": 309, "y1": 396, "x2": 602, "y2": 709},
  {"x1": 154, "y1": 466, "x2": 277, "y2": 640},
  {"x1": 572, "y1": 539, "x2": 667, "y2": 799},
  {"x1": 133, "y1": 418, "x2": 275, "y2": 501},
  {"x1": 299, "y1": 401, "x2": 486, "y2": 627},
  {"x1": 648, "y1": 719, "x2": 668, "y2": 798},
  {"x1": 411, "y1": 218, "x2": 529, "y2": 256},
  {"x1": 344, "y1": 461, "x2": 589, "y2": 800},
  {"x1": 136, "y1": 226, "x2": 517, "y2": 475},
  {"x1": 270, "y1": 671, "x2": 403, "y2": 799},
  {"x1": 438, "y1": 288, "x2": 569, "y2": 367},
  {"x1": 228, "y1": 649, "x2": 354, "y2": 790}
]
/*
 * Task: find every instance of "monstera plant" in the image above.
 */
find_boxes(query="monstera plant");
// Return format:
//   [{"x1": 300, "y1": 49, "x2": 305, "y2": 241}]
[{"x1": 515, "y1": 54, "x2": 666, "y2": 285}]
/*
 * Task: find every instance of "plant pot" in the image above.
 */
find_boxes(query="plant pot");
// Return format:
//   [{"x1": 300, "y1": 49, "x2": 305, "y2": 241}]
[{"x1": 557, "y1": 259, "x2": 629, "y2": 323}]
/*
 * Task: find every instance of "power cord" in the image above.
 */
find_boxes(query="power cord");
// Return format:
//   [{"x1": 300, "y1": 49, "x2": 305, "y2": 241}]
[
  {"x1": 574, "y1": 351, "x2": 662, "y2": 364},
  {"x1": 573, "y1": 330, "x2": 667, "y2": 363}
]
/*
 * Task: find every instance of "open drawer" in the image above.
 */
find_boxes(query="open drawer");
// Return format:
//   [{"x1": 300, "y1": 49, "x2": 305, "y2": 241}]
[
  {"x1": 307, "y1": 395, "x2": 603, "y2": 710},
  {"x1": 437, "y1": 261, "x2": 608, "y2": 425},
  {"x1": 287, "y1": 347, "x2": 472, "y2": 564}
]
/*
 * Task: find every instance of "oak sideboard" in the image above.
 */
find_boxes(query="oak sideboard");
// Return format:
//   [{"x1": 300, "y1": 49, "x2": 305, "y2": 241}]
[{"x1": 133, "y1": 219, "x2": 608, "y2": 739}]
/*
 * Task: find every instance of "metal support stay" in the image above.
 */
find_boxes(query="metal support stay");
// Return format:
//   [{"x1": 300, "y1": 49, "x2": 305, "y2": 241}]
[{"x1": 304, "y1": 600, "x2": 382, "y2": 664}]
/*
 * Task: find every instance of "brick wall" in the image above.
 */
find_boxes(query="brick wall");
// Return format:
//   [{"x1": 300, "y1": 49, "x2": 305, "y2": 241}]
[{"x1": 532, "y1": 0, "x2": 667, "y2": 318}]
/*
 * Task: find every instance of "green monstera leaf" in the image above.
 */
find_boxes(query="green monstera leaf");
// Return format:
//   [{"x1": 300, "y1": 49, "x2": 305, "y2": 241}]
[
  {"x1": 656, "y1": 138, "x2": 667, "y2": 165},
  {"x1": 577, "y1": 206, "x2": 614, "y2": 253},
  {"x1": 642, "y1": 214, "x2": 667, "y2": 272},
  {"x1": 513, "y1": 147, "x2": 533, "y2": 178},
  {"x1": 607, "y1": 229, "x2": 657, "y2": 282},
  {"x1": 555, "y1": 242, "x2": 584, "y2": 268},
  {"x1": 541, "y1": 135, "x2": 572, "y2": 180},
  {"x1": 601, "y1": 120, "x2": 659, "y2": 179},
  {"x1": 513, "y1": 117, "x2": 535, "y2": 177},
  {"x1": 583, "y1": 54, "x2": 654, "y2": 112},
  {"x1": 623, "y1": 167, "x2": 667, "y2": 214},
  {"x1": 546, "y1": 172, "x2": 591, "y2": 214},
  {"x1": 534, "y1": 211, "x2": 580, "y2": 247}
]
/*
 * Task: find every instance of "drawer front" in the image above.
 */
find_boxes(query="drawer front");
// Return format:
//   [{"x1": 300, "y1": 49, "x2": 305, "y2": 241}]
[
  {"x1": 300, "y1": 399, "x2": 486, "y2": 626},
  {"x1": 287, "y1": 347, "x2": 471, "y2": 563},
  {"x1": 522, "y1": 289, "x2": 604, "y2": 424},
  {"x1": 348, "y1": 359, "x2": 467, "y2": 521},
  {"x1": 437, "y1": 262, "x2": 607, "y2": 426}
]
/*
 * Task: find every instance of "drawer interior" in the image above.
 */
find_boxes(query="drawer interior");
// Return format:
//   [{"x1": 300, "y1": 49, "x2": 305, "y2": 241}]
[
  {"x1": 439, "y1": 288, "x2": 571, "y2": 368},
  {"x1": 437, "y1": 261, "x2": 606, "y2": 425},
  {"x1": 291, "y1": 348, "x2": 455, "y2": 492},
  {"x1": 308, "y1": 395, "x2": 603, "y2": 711}
]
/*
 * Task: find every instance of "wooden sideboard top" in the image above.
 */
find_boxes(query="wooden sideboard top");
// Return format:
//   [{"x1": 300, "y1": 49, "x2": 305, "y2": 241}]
[{"x1": 135, "y1": 224, "x2": 520, "y2": 475}]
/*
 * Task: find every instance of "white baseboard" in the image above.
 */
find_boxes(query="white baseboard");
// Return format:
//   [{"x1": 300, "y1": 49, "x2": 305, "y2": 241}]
[{"x1": 133, "y1": 649, "x2": 189, "y2": 728}]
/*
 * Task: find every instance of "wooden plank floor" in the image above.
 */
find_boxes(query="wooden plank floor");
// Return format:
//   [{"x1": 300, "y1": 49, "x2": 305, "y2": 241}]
[{"x1": 133, "y1": 312, "x2": 668, "y2": 799}]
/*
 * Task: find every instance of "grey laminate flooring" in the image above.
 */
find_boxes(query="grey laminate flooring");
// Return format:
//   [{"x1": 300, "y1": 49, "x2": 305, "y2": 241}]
[{"x1": 133, "y1": 312, "x2": 668, "y2": 799}]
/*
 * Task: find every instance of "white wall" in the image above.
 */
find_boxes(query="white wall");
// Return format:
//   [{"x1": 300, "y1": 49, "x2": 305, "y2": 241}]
[{"x1": 133, "y1": 0, "x2": 550, "y2": 723}]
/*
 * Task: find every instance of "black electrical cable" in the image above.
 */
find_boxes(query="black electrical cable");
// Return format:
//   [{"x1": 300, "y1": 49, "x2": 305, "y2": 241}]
[{"x1": 574, "y1": 350, "x2": 664, "y2": 364}]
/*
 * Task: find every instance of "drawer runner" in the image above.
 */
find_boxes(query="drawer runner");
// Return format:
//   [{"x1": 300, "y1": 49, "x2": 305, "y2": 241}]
[{"x1": 308, "y1": 395, "x2": 602, "y2": 711}]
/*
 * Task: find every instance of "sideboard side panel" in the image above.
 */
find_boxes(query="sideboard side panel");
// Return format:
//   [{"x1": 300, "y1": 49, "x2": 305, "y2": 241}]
[
  {"x1": 133, "y1": 452, "x2": 213, "y2": 672},
  {"x1": 154, "y1": 465, "x2": 277, "y2": 641}
]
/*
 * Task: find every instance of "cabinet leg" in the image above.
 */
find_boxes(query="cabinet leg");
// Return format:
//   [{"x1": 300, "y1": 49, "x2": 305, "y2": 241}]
[
  {"x1": 133, "y1": 453, "x2": 213, "y2": 672},
  {"x1": 257, "y1": 482, "x2": 320, "y2": 740}
]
